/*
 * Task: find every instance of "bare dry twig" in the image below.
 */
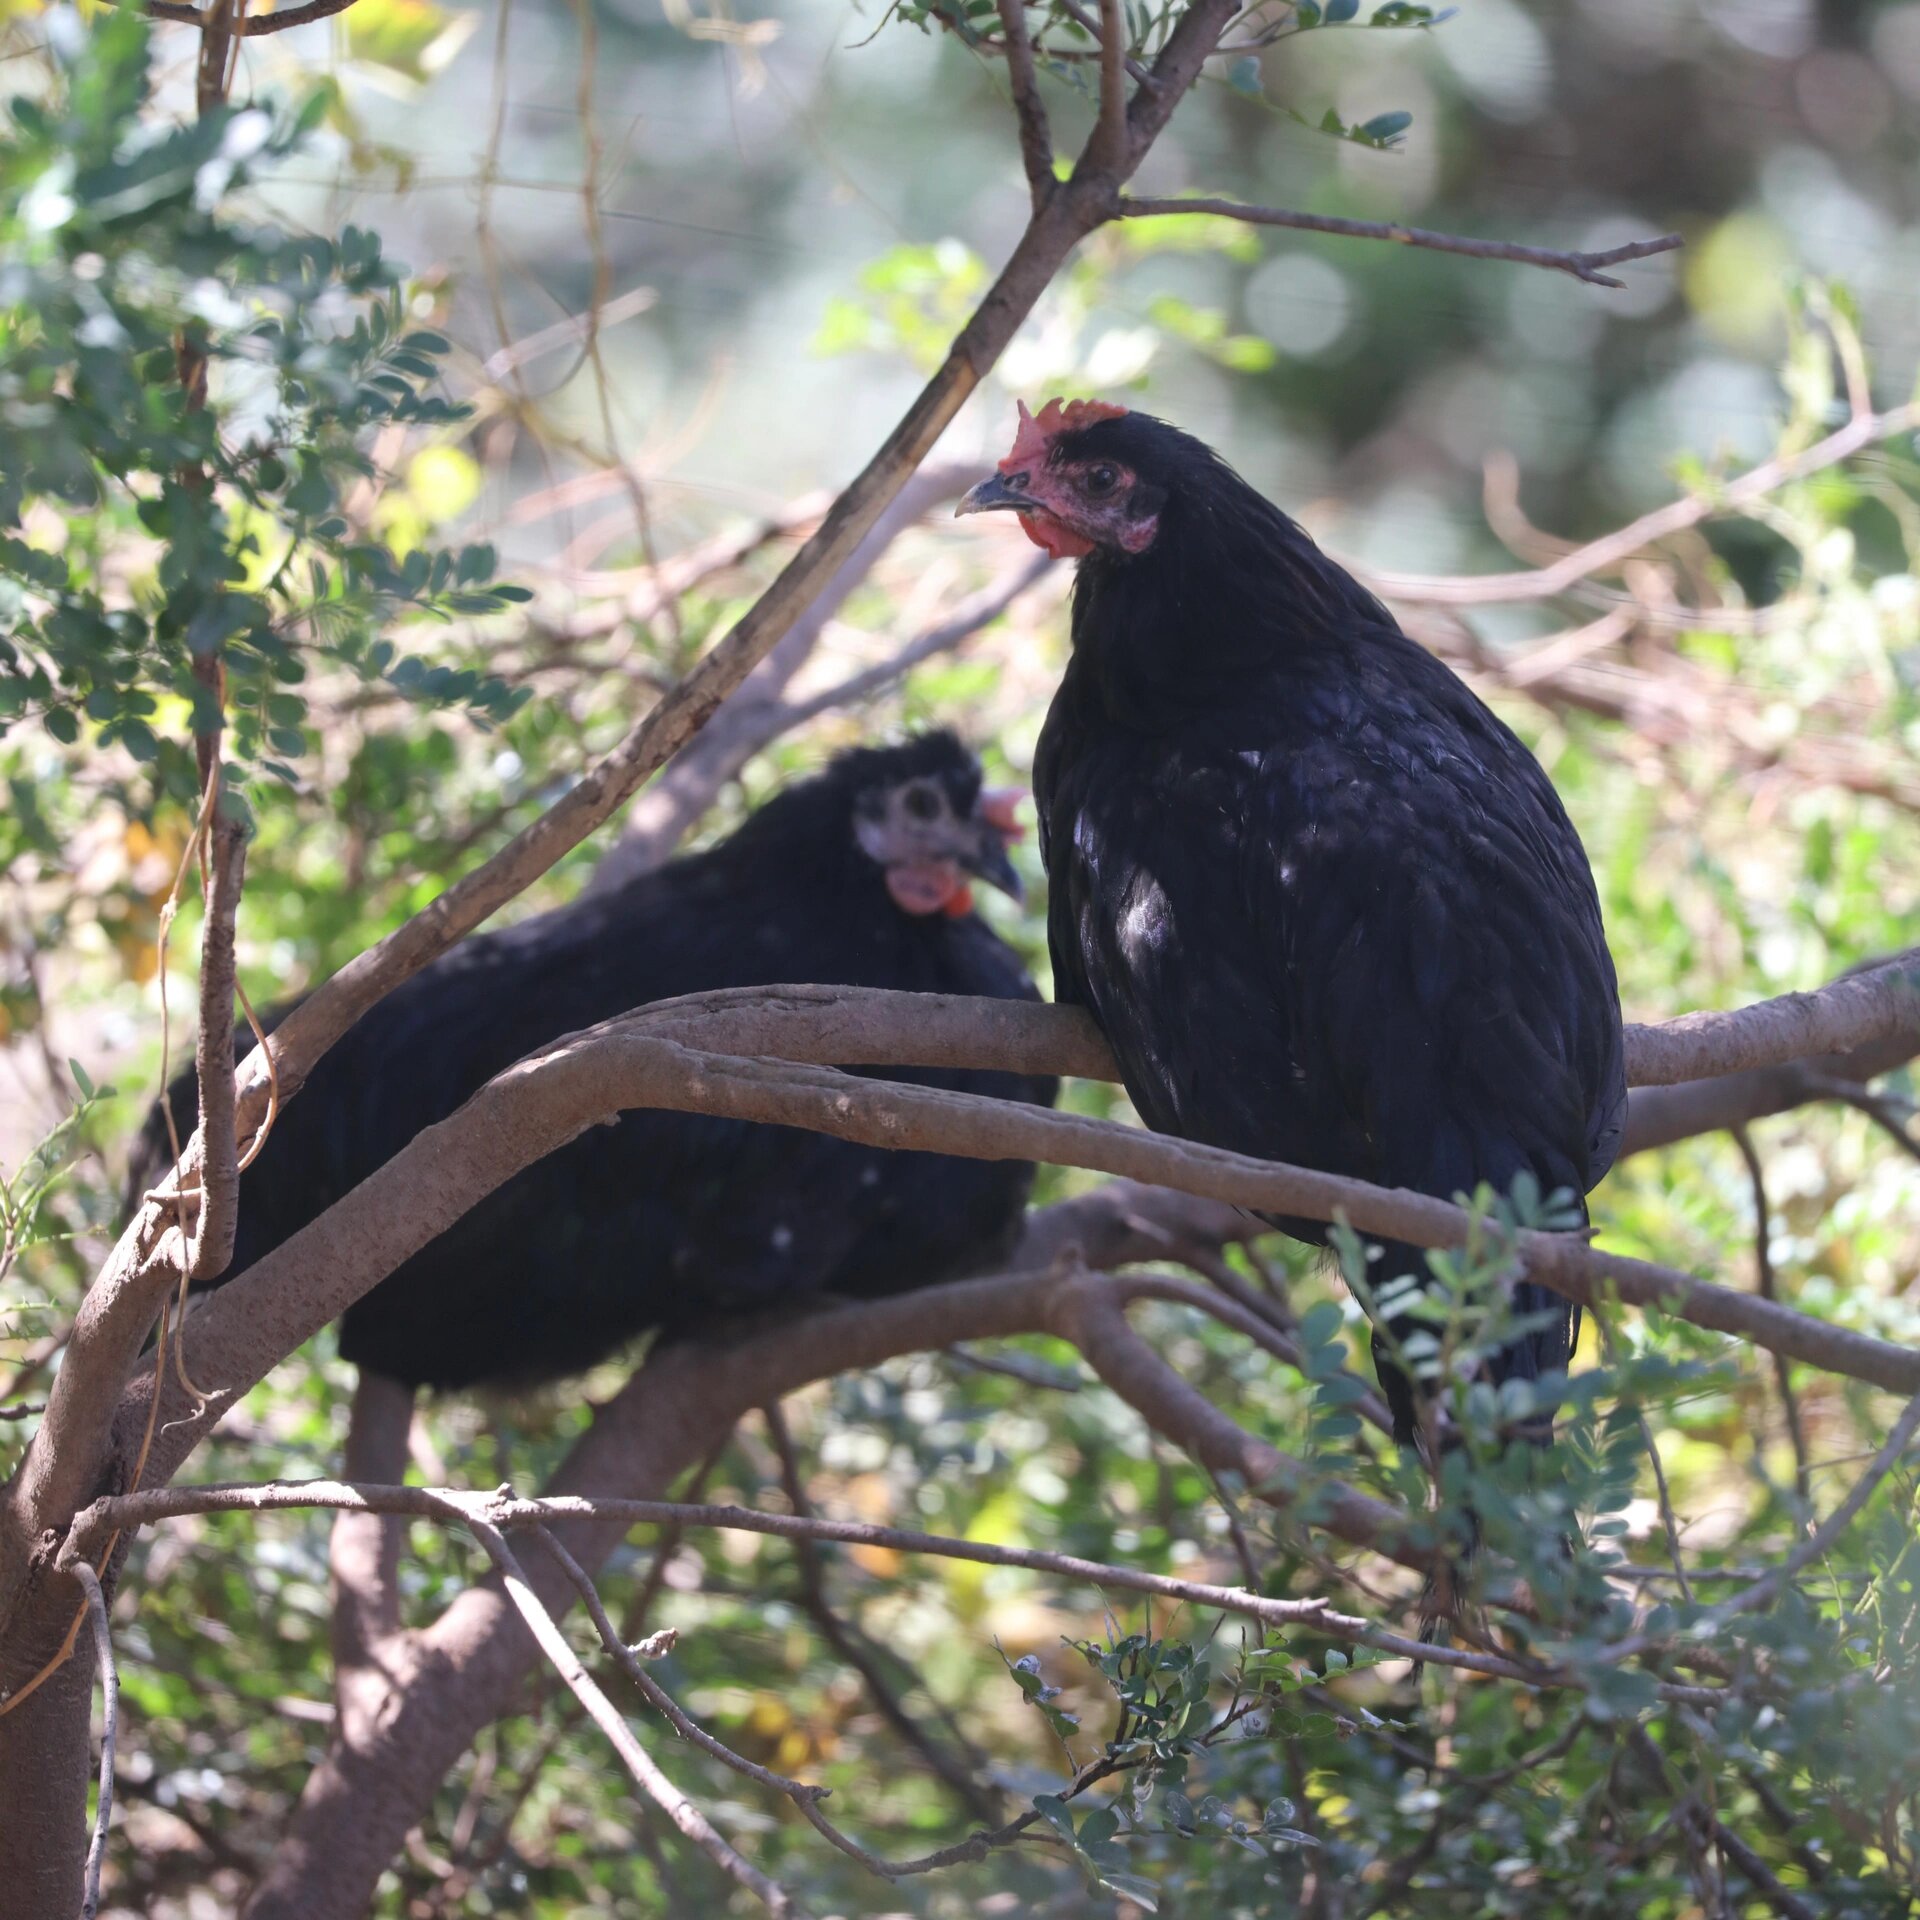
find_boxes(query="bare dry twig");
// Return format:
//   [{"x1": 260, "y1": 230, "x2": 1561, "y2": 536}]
[
  {"x1": 59, "y1": 1475, "x2": 1736, "y2": 1707},
  {"x1": 464, "y1": 1509, "x2": 811, "y2": 1918},
  {"x1": 1371, "y1": 402, "x2": 1920, "y2": 606},
  {"x1": 762, "y1": 1403, "x2": 1000, "y2": 1824},
  {"x1": 1703, "y1": 1389, "x2": 1920, "y2": 1628},
  {"x1": 70, "y1": 1560, "x2": 116, "y2": 1920},
  {"x1": 1731, "y1": 1126, "x2": 1811, "y2": 1503},
  {"x1": 1118, "y1": 198, "x2": 1684, "y2": 289}
]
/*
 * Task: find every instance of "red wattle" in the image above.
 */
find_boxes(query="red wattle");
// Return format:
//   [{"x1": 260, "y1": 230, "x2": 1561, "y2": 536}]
[
  {"x1": 886, "y1": 860, "x2": 966, "y2": 916},
  {"x1": 1020, "y1": 514, "x2": 1093, "y2": 560}
]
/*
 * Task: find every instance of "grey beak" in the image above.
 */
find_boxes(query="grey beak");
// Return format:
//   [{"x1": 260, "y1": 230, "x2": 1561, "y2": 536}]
[
  {"x1": 964, "y1": 831, "x2": 1025, "y2": 903},
  {"x1": 955, "y1": 472, "x2": 1032, "y2": 518}
]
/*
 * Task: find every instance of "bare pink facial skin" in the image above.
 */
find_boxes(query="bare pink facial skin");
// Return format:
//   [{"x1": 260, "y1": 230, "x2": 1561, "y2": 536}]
[
  {"x1": 969, "y1": 399, "x2": 1161, "y2": 558},
  {"x1": 884, "y1": 790, "x2": 1024, "y2": 918}
]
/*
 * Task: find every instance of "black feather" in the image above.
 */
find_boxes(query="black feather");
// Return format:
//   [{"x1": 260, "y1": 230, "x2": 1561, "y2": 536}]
[
  {"x1": 1030, "y1": 412, "x2": 1626, "y2": 1453},
  {"x1": 132, "y1": 733, "x2": 1058, "y2": 1392}
]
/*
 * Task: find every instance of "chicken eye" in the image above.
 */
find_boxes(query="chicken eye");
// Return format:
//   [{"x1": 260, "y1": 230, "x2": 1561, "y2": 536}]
[
  {"x1": 1082, "y1": 464, "x2": 1120, "y2": 498},
  {"x1": 902, "y1": 785, "x2": 942, "y2": 822}
]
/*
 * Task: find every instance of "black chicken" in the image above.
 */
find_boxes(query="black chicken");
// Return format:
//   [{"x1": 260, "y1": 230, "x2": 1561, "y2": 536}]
[
  {"x1": 136, "y1": 733, "x2": 1057, "y2": 1391},
  {"x1": 959, "y1": 400, "x2": 1625, "y2": 1456}
]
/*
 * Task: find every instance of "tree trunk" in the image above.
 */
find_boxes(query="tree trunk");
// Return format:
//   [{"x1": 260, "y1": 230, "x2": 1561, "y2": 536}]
[
  {"x1": 0, "y1": 1609, "x2": 95, "y2": 1920},
  {"x1": 244, "y1": 1337, "x2": 743, "y2": 1920}
]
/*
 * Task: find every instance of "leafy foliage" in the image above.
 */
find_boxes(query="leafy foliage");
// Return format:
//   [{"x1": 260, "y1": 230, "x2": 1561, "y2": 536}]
[{"x1": 0, "y1": 7, "x2": 529, "y2": 809}]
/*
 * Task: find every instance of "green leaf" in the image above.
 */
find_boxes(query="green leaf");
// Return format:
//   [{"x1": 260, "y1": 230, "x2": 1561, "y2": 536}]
[
  {"x1": 1032, "y1": 1793, "x2": 1077, "y2": 1846},
  {"x1": 1356, "y1": 109, "x2": 1413, "y2": 144}
]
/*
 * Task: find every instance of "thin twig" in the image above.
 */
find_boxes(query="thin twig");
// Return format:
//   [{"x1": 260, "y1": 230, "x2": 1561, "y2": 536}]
[
  {"x1": 463, "y1": 1510, "x2": 811, "y2": 1919},
  {"x1": 58, "y1": 1478, "x2": 1727, "y2": 1700},
  {"x1": 772, "y1": 549, "x2": 1053, "y2": 731},
  {"x1": 1052, "y1": 0, "x2": 1153, "y2": 82},
  {"x1": 762, "y1": 1403, "x2": 1001, "y2": 1823},
  {"x1": 1731, "y1": 1126, "x2": 1811, "y2": 1503},
  {"x1": 1371, "y1": 404, "x2": 1920, "y2": 606},
  {"x1": 1795, "y1": 1073, "x2": 1920, "y2": 1165},
  {"x1": 71, "y1": 1560, "x2": 117, "y2": 1920},
  {"x1": 532, "y1": 1523, "x2": 915, "y2": 1883},
  {"x1": 1702, "y1": 1389, "x2": 1920, "y2": 1628},
  {"x1": 1117, "y1": 197, "x2": 1682, "y2": 288},
  {"x1": 1591, "y1": 1306, "x2": 1694, "y2": 1603},
  {"x1": 64, "y1": 1479, "x2": 1340, "y2": 1638}
]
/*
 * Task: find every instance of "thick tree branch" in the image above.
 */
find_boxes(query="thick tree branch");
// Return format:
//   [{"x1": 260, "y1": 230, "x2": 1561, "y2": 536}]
[
  {"x1": 1620, "y1": 1028, "x2": 1919, "y2": 1159},
  {"x1": 85, "y1": 985, "x2": 1920, "y2": 1525},
  {"x1": 1118, "y1": 198, "x2": 1682, "y2": 288},
  {"x1": 329, "y1": 1371, "x2": 413, "y2": 1742},
  {"x1": 1625, "y1": 949, "x2": 1919, "y2": 1087},
  {"x1": 13, "y1": 946, "x2": 1915, "y2": 1679}
]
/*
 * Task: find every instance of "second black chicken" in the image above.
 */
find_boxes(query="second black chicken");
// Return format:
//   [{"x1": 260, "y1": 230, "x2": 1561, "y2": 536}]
[{"x1": 136, "y1": 733, "x2": 1057, "y2": 1391}]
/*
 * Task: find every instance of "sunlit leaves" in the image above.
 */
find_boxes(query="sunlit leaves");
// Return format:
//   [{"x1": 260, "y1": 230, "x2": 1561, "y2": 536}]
[
  {"x1": 0, "y1": 12, "x2": 531, "y2": 787},
  {"x1": 812, "y1": 238, "x2": 988, "y2": 374},
  {"x1": 343, "y1": 0, "x2": 476, "y2": 84}
]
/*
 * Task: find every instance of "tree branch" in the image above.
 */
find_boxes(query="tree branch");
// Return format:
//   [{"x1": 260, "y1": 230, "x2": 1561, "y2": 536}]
[
  {"x1": 1620, "y1": 1029, "x2": 1920, "y2": 1159},
  {"x1": 1117, "y1": 197, "x2": 1682, "y2": 288},
  {"x1": 1626, "y1": 949, "x2": 1920, "y2": 1087},
  {"x1": 148, "y1": 0, "x2": 367, "y2": 36},
  {"x1": 6, "y1": 0, "x2": 1247, "y2": 1621},
  {"x1": 996, "y1": 0, "x2": 1055, "y2": 209},
  {"x1": 1701, "y1": 1388, "x2": 1920, "y2": 1629},
  {"x1": 461, "y1": 1509, "x2": 812, "y2": 1919},
  {"x1": 82, "y1": 0, "x2": 1246, "y2": 1495},
  {"x1": 93, "y1": 987, "x2": 1920, "y2": 1520},
  {"x1": 186, "y1": 811, "x2": 245, "y2": 1285},
  {"x1": 1094, "y1": 0, "x2": 1130, "y2": 171},
  {"x1": 762, "y1": 1403, "x2": 1001, "y2": 1825},
  {"x1": 1368, "y1": 402, "x2": 1920, "y2": 606},
  {"x1": 586, "y1": 474, "x2": 1039, "y2": 894},
  {"x1": 329, "y1": 1370, "x2": 414, "y2": 1740},
  {"x1": 1730, "y1": 1126, "x2": 1810, "y2": 1503}
]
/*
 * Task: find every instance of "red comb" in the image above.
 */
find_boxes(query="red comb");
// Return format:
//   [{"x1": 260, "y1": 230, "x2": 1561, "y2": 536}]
[
  {"x1": 998, "y1": 397, "x2": 1129, "y2": 473},
  {"x1": 977, "y1": 787, "x2": 1026, "y2": 838}
]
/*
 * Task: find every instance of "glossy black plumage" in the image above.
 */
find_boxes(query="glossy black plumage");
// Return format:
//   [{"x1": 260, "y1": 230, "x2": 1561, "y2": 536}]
[
  {"x1": 138, "y1": 734, "x2": 1057, "y2": 1392},
  {"x1": 1022, "y1": 412, "x2": 1626, "y2": 1448}
]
